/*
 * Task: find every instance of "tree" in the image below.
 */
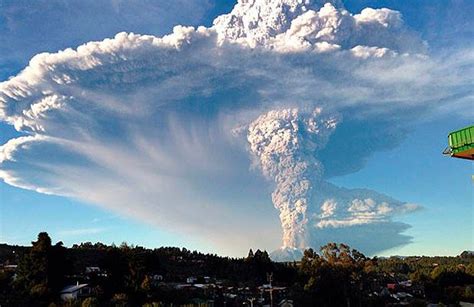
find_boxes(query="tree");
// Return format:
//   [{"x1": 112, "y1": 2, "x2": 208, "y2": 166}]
[
  {"x1": 299, "y1": 244, "x2": 367, "y2": 306},
  {"x1": 14, "y1": 232, "x2": 69, "y2": 303},
  {"x1": 82, "y1": 297, "x2": 99, "y2": 307},
  {"x1": 111, "y1": 293, "x2": 129, "y2": 306},
  {"x1": 141, "y1": 275, "x2": 151, "y2": 292},
  {"x1": 100, "y1": 247, "x2": 128, "y2": 293},
  {"x1": 15, "y1": 233, "x2": 51, "y2": 294},
  {"x1": 247, "y1": 249, "x2": 254, "y2": 260}
]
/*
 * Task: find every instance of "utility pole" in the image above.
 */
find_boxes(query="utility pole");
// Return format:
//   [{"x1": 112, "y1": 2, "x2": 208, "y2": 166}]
[
  {"x1": 267, "y1": 272, "x2": 274, "y2": 307},
  {"x1": 267, "y1": 272, "x2": 273, "y2": 287}
]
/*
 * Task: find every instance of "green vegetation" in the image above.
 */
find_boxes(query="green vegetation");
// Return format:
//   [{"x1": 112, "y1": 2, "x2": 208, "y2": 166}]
[{"x1": 0, "y1": 233, "x2": 473, "y2": 306}]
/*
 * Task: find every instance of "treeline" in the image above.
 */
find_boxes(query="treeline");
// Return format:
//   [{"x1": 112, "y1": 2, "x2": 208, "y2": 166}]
[
  {"x1": 0, "y1": 233, "x2": 473, "y2": 306},
  {"x1": 0, "y1": 232, "x2": 295, "y2": 306},
  {"x1": 295, "y1": 244, "x2": 474, "y2": 306}
]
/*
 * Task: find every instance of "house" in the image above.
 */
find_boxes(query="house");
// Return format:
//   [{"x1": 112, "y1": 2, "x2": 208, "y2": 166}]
[
  {"x1": 187, "y1": 276, "x2": 197, "y2": 284},
  {"x1": 391, "y1": 292, "x2": 413, "y2": 301},
  {"x1": 85, "y1": 266, "x2": 107, "y2": 277},
  {"x1": 2, "y1": 264, "x2": 18, "y2": 272},
  {"x1": 60, "y1": 283, "x2": 91, "y2": 301},
  {"x1": 85, "y1": 266, "x2": 100, "y2": 274},
  {"x1": 279, "y1": 299, "x2": 294, "y2": 307},
  {"x1": 1, "y1": 264, "x2": 18, "y2": 281}
]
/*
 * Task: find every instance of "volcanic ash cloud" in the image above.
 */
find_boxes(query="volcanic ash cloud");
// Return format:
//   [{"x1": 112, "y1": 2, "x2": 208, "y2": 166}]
[
  {"x1": 247, "y1": 108, "x2": 339, "y2": 249},
  {"x1": 247, "y1": 108, "x2": 420, "y2": 255},
  {"x1": 0, "y1": 0, "x2": 471, "y2": 256}
]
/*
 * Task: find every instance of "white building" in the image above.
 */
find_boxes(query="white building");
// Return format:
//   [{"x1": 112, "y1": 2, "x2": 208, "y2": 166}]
[
  {"x1": 60, "y1": 283, "x2": 91, "y2": 301},
  {"x1": 85, "y1": 266, "x2": 100, "y2": 274},
  {"x1": 186, "y1": 276, "x2": 197, "y2": 284}
]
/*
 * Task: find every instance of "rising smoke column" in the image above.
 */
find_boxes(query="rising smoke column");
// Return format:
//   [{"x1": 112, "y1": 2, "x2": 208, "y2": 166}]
[
  {"x1": 247, "y1": 108, "x2": 339, "y2": 249},
  {"x1": 0, "y1": 0, "x2": 470, "y2": 256}
]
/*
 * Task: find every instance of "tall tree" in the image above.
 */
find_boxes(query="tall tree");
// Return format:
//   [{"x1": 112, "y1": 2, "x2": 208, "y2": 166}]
[{"x1": 15, "y1": 232, "x2": 68, "y2": 302}]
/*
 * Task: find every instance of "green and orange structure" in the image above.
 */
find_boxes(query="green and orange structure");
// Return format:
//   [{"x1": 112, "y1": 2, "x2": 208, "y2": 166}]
[{"x1": 443, "y1": 125, "x2": 474, "y2": 160}]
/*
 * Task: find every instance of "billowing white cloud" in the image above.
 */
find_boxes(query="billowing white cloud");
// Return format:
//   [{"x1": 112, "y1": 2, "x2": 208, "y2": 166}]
[
  {"x1": 320, "y1": 199, "x2": 337, "y2": 219},
  {"x1": 246, "y1": 107, "x2": 419, "y2": 253},
  {"x1": 0, "y1": 0, "x2": 472, "y2": 257},
  {"x1": 247, "y1": 108, "x2": 339, "y2": 249},
  {"x1": 0, "y1": 0, "x2": 213, "y2": 79}
]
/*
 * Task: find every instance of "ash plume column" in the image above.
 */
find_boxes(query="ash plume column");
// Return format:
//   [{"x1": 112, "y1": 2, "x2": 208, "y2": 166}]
[{"x1": 247, "y1": 108, "x2": 339, "y2": 249}]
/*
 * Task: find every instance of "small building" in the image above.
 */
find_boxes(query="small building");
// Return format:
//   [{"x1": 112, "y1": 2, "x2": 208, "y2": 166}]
[
  {"x1": 1, "y1": 264, "x2": 18, "y2": 281},
  {"x1": 187, "y1": 276, "x2": 197, "y2": 284},
  {"x1": 85, "y1": 266, "x2": 107, "y2": 277},
  {"x1": 392, "y1": 291, "x2": 413, "y2": 301},
  {"x1": 387, "y1": 283, "x2": 397, "y2": 291},
  {"x1": 2, "y1": 264, "x2": 18, "y2": 272},
  {"x1": 60, "y1": 283, "x2": 91, "y2": 301},
  {"x1": 85, "y1": 266, "x2": 100, "y2": 274},
  {"x1": 279, "y1": 299, "x2": 294, "y2": 307}
]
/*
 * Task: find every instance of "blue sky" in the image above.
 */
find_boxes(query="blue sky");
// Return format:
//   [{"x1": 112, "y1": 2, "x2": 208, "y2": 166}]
[{"x1": 0, "y1": 0, "x2": 472, "y2": 257}]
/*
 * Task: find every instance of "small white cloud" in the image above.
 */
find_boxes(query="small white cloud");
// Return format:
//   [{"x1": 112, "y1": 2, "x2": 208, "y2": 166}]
[{"x1": 320, "y1": 199, "x2": 337, "y2": 218}]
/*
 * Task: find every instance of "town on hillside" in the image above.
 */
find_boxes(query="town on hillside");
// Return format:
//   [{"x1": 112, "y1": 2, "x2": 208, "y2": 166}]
[{"x1": 0, "y1": 233, "x2": 473, "y2": 307}]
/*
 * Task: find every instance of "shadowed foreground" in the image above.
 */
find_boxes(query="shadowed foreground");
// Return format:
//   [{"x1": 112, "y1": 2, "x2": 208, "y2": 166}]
[{"x1": 1, "y1": 233, "x2": 473, "y2": 306}]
